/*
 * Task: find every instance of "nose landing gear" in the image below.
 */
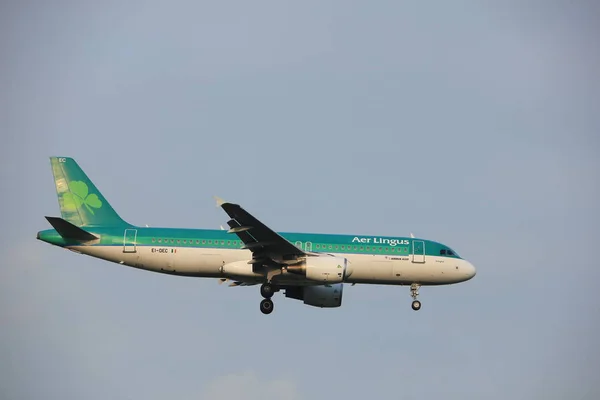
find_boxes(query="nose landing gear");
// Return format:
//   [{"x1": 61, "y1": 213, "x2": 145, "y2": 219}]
[{"x1": 410, "y1": 283, "x2": 422, "y2": 311}]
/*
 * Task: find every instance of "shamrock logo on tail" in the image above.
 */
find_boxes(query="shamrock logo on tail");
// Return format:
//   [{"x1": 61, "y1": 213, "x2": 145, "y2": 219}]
[{"x1": 63, "y1": 181, "x2": 103, "y2": 215}]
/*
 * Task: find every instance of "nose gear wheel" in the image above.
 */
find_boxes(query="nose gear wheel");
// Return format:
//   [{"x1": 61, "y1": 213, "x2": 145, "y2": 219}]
[{"x1": 410, "y1": 283, "x2": 421, "y2": 311}]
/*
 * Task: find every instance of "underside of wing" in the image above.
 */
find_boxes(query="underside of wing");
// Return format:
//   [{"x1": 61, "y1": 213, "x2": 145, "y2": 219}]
[{"x1": 218, "y1": 278, "x2": 259, "y2": 287}]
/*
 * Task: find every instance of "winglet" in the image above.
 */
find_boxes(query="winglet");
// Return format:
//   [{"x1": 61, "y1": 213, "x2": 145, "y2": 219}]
[
  {"x1": 410, "y1": 232, "x2": 415, "y2": 238},
  {"x1": 214, "y1": 196, "x2": 226, "y2": 207}
]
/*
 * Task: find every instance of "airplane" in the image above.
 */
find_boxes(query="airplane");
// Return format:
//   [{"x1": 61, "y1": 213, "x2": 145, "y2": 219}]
[{"x1": 37, "y1": 157, "x2": 477, "y2": 314}]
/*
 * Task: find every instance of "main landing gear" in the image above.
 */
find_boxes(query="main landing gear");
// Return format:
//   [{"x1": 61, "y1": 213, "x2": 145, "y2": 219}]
[
  {"x1": 410, "y1": 283, "x2": 422, "y2": 311},
  {"x1": 260, "y1": 282, "x2": 275, "y2": 299},
  {"x1": 259, "y1": 283, "x2": 276, "y2": 315},
  {"x1": 260, "y1": 298, "x2": 274, "y2": 314}
]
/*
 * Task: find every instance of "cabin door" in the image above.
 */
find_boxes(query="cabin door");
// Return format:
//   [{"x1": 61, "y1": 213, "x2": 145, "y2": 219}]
[
  {"x1": 411, "y1": 240, "x2": 425, "y2": 263},
  {"x1": 123, "y1": 229, "x2": 137, "y2": 253}
]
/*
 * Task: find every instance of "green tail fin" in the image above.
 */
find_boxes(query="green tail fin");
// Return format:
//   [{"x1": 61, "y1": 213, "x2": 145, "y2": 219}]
[{"x1": 50, "y1": 157, "x2": 130, "y2": 227}]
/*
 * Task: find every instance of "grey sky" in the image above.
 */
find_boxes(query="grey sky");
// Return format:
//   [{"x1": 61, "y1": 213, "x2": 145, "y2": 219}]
[{"x1": 1, "y1": 1, "x2": 598, "y2": 399}]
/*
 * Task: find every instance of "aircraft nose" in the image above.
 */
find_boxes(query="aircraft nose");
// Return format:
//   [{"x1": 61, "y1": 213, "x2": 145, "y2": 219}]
[{"x1": 464, "y1": 260, "x2": 476, "y2": 279}]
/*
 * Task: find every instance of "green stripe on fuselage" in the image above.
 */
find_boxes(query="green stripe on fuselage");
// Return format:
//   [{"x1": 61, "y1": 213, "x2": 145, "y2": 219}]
[{"x1": 37, "y1": 226, "x2": 462, "y2": 258}]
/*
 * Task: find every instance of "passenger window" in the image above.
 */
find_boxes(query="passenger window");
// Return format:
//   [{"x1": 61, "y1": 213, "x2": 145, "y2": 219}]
[
  {"x1": 158, "y1": 239, "x2": 162, "y2": 243},
  {"x1": 227, "y1": 241, "x2": 231, "y2": 245},
  {"x1": 152, "y1": 238, "x2": 156, "y2": 242},
  {"x1": 360, "y1": 246, "x2": 364, "y2": 251}
]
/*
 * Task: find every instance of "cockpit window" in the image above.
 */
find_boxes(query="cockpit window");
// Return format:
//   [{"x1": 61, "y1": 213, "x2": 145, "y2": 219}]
[
  {"x1": 440, "y1": 249, "x2": 447, "y2": 255},
  {"x1": 447, "y1": 250, "x2": 454, "y2": 255}
]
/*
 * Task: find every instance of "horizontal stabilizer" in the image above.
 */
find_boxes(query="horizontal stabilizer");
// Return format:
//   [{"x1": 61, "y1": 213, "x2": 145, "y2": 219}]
[{"x1": 45, "y1": 216, "x2": 99, "y2": 241}]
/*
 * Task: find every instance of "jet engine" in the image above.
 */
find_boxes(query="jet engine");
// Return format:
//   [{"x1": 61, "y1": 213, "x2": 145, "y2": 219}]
[
  {"x1": 285, "y1": 283, "x2": 344, "y2": 308},
  {"x1": 286, "y1": 255, "x2": 350, "y2": 283}
]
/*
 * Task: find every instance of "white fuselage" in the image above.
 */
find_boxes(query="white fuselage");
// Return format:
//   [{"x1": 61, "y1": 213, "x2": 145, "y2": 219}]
[{"x1": 69, "y1": 245, "x2": 476, "y2": 286}]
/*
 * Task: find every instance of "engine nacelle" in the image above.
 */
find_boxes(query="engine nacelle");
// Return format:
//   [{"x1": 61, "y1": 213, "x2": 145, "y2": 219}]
[
  {"x1": 287, "y1": 255, "x2": 349, "y2": 284},
  {"x1": 285, "y1": 283, "x2": 344, "y2": 308}
]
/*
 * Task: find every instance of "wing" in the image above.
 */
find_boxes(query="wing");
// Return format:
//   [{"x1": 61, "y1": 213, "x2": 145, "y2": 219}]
[
  {"x1": 215, "y1": 197, "x2": 305, "y2": 266},
  {"x1": 219, "y1": 278, "x2": 259, "y2": 287}
]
